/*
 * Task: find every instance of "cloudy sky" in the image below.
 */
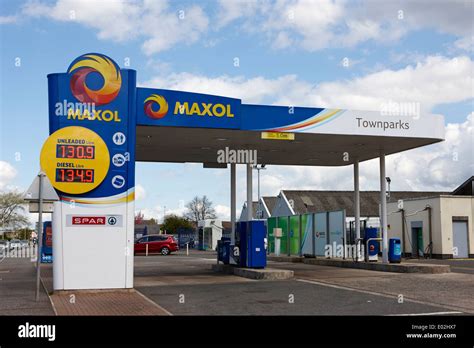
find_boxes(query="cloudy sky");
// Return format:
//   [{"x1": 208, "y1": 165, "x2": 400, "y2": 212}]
[{"x1": 0, "y1": 0, "x2": 472, "y2": 223}]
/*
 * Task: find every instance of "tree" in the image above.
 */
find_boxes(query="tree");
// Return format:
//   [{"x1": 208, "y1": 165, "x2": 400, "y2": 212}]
[
  {"x1": 0, "y1": 191, "x2": 30, "y2": 232},
  {"x1": 135, "y1": 211, "x2": 145, "y2": 225},
  {"x1": 161, "y1": 214, "x2": 193, "y2": 234},
  {"x1": 184, "y1": 195, "x2": 217, "y2": 226}
]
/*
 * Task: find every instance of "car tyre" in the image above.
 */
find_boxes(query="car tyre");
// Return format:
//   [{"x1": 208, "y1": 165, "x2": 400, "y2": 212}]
[{"x1": 161, "y1": 247, "x2": 170, "y2": 256}]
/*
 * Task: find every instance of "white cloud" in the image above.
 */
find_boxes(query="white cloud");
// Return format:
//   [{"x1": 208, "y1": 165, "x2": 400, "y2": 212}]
[
  {"x1": 0, "y1": 161, "x2": 18, "y2": 190},
  {"x1": 135, "y1": 184, "x2": 146, "y2": 200},
  {"x1": 0, "y1": 15, "x2": 19, "y2": 24},
  {"x1": 214, "y1": 204, "x2": 230, "y2": 220},
  {"x1": 136, "y1": 202, "x2": 187, "y2": 222},
  {"x1": 310, "y1": 55, "x2": 474, "y2": 112},
  {"x1": 141, "y1": 73, "x2": 308, "y2": 104},
  {"x1": 14, "y1": 0, "x2": 473, "y2": 53},
  {"x1": 215, "y1": 0, "x2": 263, "y2": 29},
  {"x1": 21, "y1": 0, "x2": 209, "y2": 54},
  {"x1": 140, "y1": 3, "x2": 209, "y2": 55},
  {"x1": 22, "y1": 0, "x2": 142, "y2": 41},
  {"x1": 136, "y1": 207, "x2": 159, "y2": 221},
  {"x1": 453, "y1": 35, "x2": 474, "y2": 52},
  {"x1": 144, "y1": 55, "x2": 473, "y2": 112},
  {"x1": 216, "y1": 0, "x2": 473, "y2": 52}
]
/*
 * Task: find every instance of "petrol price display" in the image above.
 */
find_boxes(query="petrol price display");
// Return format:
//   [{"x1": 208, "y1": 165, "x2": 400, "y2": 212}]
[
  {"x1": 56, "y1": 168, "x2": 95, "y2": 183},
  {"x1": 56, "y1": 144, "x2": 95, "y2": 159},
  {"x1": 40, "y1": 126, "x2": 110, "y2": 194}
]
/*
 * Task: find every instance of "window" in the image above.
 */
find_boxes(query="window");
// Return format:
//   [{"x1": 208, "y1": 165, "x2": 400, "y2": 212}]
[
  {"x1": 148, "y1": 236, "x2": 162, "y2": 242},
  {"x1": 139, "y1": 237, "x2": 149, "y2": 243}
]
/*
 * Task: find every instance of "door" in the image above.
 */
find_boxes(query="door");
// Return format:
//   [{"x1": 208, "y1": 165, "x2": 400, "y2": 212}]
[
  {"x1": 453, "y1": 221, "x2": 468, "y2": 258},
  {"x1": 135, "y1": 236, "x2": 148, "y2": 253},
  {"x1": 411, "y1": 227, "x2": 423, "y2": 257},
  {"x1": 417, "y1": 229, "x2": 424, "y2": 257},
  {"x1": 198, "y1": 228, "x2": 204, "y2": 250},
  {"x1": 147, "y1": 235, "x2": 163, "y2": 252}
]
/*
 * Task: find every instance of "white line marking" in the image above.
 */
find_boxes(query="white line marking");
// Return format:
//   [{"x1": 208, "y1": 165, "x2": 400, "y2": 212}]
[
  {"x1": 296, "y1": 278, "x2": 469, "y2": 314},
  {"x1": 387, "y1": 311, "x2": 463, "y2": 316},
  {"x1": 135, "y1": 289, "x2": 173, "y2": 316},
  {"x1": 40, "y1": 277, "x2": 57, "y2": 316}
]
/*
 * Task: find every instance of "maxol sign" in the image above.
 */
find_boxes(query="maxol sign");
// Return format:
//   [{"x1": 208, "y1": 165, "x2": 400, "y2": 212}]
[
  {"x1": 47, "y1": 53, "x2": 136, "y2": 203},
  {"x1": 137, "y1": 88, "x2": 241, "y2": 129}
]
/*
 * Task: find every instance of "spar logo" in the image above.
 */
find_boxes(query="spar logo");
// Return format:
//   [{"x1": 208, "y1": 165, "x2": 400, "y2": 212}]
[
  {"x1": 68, "y1": 53, "x2": 121, "y2": 105},
  {"x1": 144, "y1": 94, "x2": 169, "y2": 119}
]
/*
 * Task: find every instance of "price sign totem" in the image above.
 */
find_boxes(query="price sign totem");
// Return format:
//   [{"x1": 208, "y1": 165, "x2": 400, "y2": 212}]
[{"x1": 45, "y1": 53, "x2": 136, "y2": 290}]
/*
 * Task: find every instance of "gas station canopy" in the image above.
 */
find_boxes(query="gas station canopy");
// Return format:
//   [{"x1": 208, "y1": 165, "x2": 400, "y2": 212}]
[
  {"x1": 133, "y1": 87, "x2": 444, "y2": 167},
  {"x1": 136, "y1": 124, "x2": 444, "y2": 166}
]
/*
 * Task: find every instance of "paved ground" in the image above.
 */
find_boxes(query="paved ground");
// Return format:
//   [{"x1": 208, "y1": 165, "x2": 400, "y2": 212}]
[
  {"x1": 405, "y1": 258, "x2": 474, "y2": 274},
  {"x1": 268, "y1": 261, "x2": 474, "y2": 314},
  {"x1": 135, "y1": 251, "x2": 473, "y2": 315},
  {"x1": 0, "y1": 258, "x2": 54, "y2": 315},
  {"x1": 40, "y1": 263, "x2": 170, "y2": 316},
  {"x1": 2, "y1": 250, "x2": 473, "y2": 316}
]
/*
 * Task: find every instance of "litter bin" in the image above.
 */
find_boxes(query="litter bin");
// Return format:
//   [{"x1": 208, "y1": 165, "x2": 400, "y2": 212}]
[
  {"x1": 222, "y1": 242, "x2": 230, "y2": 264},
  {"x1": 217, "y1": 240, "x2": 224, "y2": 262},
  {"x1": 388, "y1": 238, "x2": 401, "y2": 263},
  {"x1": 217, "y1": 238, "x2": 231, "y2": 264}
]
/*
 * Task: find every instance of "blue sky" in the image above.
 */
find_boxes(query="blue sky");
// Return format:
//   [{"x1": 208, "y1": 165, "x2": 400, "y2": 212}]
[{"x1": 0, "y1": 0, "x2": 472, "y2": 222}]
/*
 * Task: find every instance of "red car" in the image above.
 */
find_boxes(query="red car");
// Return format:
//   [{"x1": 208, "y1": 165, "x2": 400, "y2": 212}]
[{"x1": 134, "y1": 234, "x2": 179, "y2": 255}]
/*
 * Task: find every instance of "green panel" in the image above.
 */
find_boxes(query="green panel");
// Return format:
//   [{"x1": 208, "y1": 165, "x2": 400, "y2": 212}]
[
  {"x1": 277, "y1": 216, "x2": 288, "y2": 255},
  {"x1": 289, "y1": 215, "x2": 300, "y2": 255},
  {"x1": 267, "y1": 217, "x2": 277, "y2": 253}
]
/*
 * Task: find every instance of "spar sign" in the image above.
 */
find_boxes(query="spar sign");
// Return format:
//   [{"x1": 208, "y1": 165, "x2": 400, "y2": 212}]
[{"x1": 66, "y1": 215, "x2": 123, "y2": 227}]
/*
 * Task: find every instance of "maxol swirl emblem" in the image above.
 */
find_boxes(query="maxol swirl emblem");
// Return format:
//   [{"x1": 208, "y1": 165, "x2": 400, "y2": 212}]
[
  {"x1": 68, "y1": 53, "x2": 122, "y2": 105},
  {"x1": 144, "y1": 94, "x2": 168, "y2": 119}
]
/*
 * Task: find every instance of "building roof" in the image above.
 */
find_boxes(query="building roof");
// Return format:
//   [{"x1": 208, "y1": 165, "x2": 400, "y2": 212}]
[
  {"x1": 281, "y1": 190, "x2": 449, "y2": 217},
  {"x1": 452, "y1": 176, "x2": 474, "y2": 196},
  {"x1": 250, "y1": 201, "x2": 259, "y2": 217},
  {"x1": 261, "y1": 196, "x2": 278, "y2": 216},
  {"x1": 222, "y1": 221, "x2": 232, "y2": 231}
]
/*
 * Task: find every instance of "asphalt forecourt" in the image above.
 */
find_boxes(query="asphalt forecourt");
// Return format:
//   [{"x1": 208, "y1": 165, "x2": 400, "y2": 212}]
[
  {"x1": 0, "y1": 251, "x2": 472, "y2": 346},
  {"x1": 0, "y1": 258, "x2": 54, "y2": 316},
  {"x1": 133, "y1": 251, "x2": 470, "y2": 316}
]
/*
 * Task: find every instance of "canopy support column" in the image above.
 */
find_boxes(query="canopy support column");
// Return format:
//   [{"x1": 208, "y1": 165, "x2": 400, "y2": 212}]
[
  {"x1": 354, "y1": 160, "x2": 362, "y2": 261},
  {"x1": 247, "y1": 163, "x2": 253, "y2": 221},
  {"x1": 380, "y1": 152, "x2": 388, "y2": 263},
  {"x1": 230, "y1": 163, "x2": 236, "y2": 244}
]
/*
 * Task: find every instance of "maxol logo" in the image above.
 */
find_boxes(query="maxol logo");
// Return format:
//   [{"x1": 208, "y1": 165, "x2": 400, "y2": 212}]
[
  {"x1": 56, "y1": 53, "x2": 122, "y2": 122},
  {"x1": 144, "y1": 95, "x2": 234, "y2": 120},
  {"x1": 68, "y1": 54, "x2": 121, "y2": 105},
  {"x1": 144, "y1": 94, "x2": 168, "y2": 119}
]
